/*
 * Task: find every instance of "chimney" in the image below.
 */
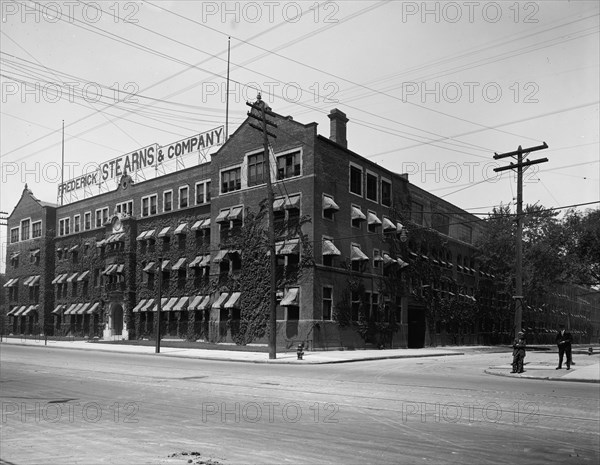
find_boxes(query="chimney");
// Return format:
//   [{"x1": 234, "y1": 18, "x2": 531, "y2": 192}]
[{"x1": 328, "y1": 108, "x2": 348, "y2": 148}]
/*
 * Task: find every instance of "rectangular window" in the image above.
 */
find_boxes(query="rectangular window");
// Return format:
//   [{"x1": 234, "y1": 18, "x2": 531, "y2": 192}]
[
  {"x1": 248, "y1": 153, "x2": 265, "y2": 187},
  {"x1": 411, "y1": 201, "x2": 424, "y2": 225},
  {"x1": 10, "y1": 227, "x2": 19, "y2": 243},
  {"x1": 381, "y1": 179, "x2": 392, "y2": 206},
  {"x1": 102, "y1": 207, "x2": 109, "y2": 225},
  {"x1": 84, "y1": 212, "x2": 91, "y2": 230},
  {"x1": 179, "y1": 186, "x2": 189, "y2": 208},
  {"x1": 95, "y1": 209, "x2": 103, "y2": 228},
  {"x1": 349, "y1": 164, "x2": 363, "y2": 196},
  {"x1": 221, "y1": 167, "x2": 241, "y2": 193},
  {"x1": 74, "y1": 215, "x2": 80, "y2": 233},
  {"x1": 150, "y1": 195, "x2": 157, "y2": 215},
  {"x1": 32, "y1": 221, "x2": 42, "y2": 238},
  {"x1": 116, "y1": 200, "x2": 133, "y2": 216},
  {"x1": 195, "y1": 181, "x2": 211, "y2": 205},
  {"x1": 141, "y1": 197, "x2": 149, "y2": 217},
  {"x1": 432, "y1": 212, "x2": 450, "y2": 236},
  {"x1": 21, "y1": 219, "x2": 30, "y2": 240},
  {"x1": 163, "y1": 191, "x2": 173, "y2": 212},
  {"x1": 456, "y1": 224, "x2": 473, "y2": 244},
  {"x1": 366, "y1": 172, "x2": 378, "y2": 202},
  {"x1": 59, "y1": 218, "x2": 70, "y2": 236},
  {"x1": 277, "y1": 150, "x2": 301, "y2": 180},
  {"x1": 373, "y1": 249, "x2": 382, "y2": 270},
  {"x1": 322, "y1": 287, "x2": 333, "y2": 320}
]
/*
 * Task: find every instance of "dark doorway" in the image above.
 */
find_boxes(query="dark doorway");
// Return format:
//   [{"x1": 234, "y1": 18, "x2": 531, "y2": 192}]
[
  {"x1": 111, "y1": 304, "x2": 123, "y2": 336},
  {"x1": 407, "y1": 305, "x2": 426, "y2": 348}
]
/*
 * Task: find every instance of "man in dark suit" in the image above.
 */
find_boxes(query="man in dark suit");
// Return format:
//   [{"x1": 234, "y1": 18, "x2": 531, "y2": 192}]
[{"x1": 555, "y1": 324, "x2": 572, "y2": 370}]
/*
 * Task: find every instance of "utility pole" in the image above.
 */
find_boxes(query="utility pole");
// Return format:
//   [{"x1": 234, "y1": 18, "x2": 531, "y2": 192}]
[
  {"x1": 494, "y1": 142, "x2": 549, "y2": 336},
  {"x1": 246, "y1": 94, "x2": 278, "y2": 359},
  {"x1": 155, "y1": 258, "x2": 162, "y2": 353}
]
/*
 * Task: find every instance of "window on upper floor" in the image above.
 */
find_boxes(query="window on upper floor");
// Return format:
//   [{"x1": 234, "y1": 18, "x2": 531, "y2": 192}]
[
  {"x1": 74, "y1": 215, "x2": 80, "y2": 233},
  {"x1": 10, "y1": 227, "x2": 19, "y2": 243},
  {"x1": 277, "y1": 150, "x2": 301, "y2": 180},
  {"x1": 411, "y1": 201, "x2": 424, "y2": 225},
  {"x1": 322, "y1": 287, "x2": 333, "y2": 320},
  {"x1": 21, "y1": 219, "x2": 30, "y2": 240},
  {"x1": 248, "y1": 153, "x2": 265, "y2": 187},
  {"x1": 59, "y1": 218, "x2": 70, "y2": 236},
  {"x1": 432, "y1": 212, "x2": 450, "y2": 236},
  {"x1": 179, "y1": 186, "x2": 189, "y2": 208},
  {"x1": 221, "y1": 167, "x2": 241, "y2": 193},
  {"x1": 116, "y1": 200, "x2": 133, "y2": 216},
  {"x1": 195, "y1": 180, "x2": 211, "y2": 205},
  {"x1": 323, "y1": 194, "x2": 339, "y2": 221},
  {"x1": 349, "y1": 164, "x2": 363, "y2": 196},
  {"x1": 163, "y1": 191, "x2": 173, "y2": 212},
  {"x1": 381, "y1": 179, "x2": 392, "y2": 207},
  {"x1": 102, "y1": 207, "x2": 109, "y2": 225},
  {"x1": 95, "y1": 210, "x2": 103, "y2": 228},
  {"x1": 84, "y1": 212, "x2": 91, "y2": 230},
  {"x1": 366, "y1": 172, "x2": 378, "y2": 202},
  {"x1": 32, "y1": 221, "x2": 42, "y2": 238}
]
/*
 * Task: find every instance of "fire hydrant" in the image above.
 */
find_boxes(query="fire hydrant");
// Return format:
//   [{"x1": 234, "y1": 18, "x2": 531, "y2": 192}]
[{"x1": 297, "y1": 343, "x2": 305, "y2": 360}]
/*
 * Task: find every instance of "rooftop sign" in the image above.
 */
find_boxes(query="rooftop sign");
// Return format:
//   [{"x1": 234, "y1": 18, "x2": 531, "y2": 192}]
[{"x1": 57, "y1": 126, "x2": 224, "y2": 200}]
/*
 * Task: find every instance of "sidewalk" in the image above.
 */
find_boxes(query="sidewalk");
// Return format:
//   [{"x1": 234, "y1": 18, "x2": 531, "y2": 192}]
[
  {"x1": 485, "y1": 349, "x2": 600, "y2": 383},
  {"x1": 0, "y1": 337, "x2": 463, "y2": 364}
]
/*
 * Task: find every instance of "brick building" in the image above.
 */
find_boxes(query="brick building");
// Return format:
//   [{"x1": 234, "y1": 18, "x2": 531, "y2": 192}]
[{"x1": 4, "y1": 102, "x2": 595, "y2": 348}]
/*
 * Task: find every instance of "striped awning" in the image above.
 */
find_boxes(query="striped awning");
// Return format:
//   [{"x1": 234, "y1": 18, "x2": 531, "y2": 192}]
[
  {"x1": 132, "y1": 299, "x2": 148, "y2": 312},
  {"x1": 173, "y1": 296, "x2": 190, "y2": 311},
  {"x1": 151, "y1": 298, "x2": 169, "y2": 311},
  {"x1": 224, "y1": 292, "x2": 241, "y2": 309},
  {"x1": 171, "y1": 258, "x2": 187, "y2": 271},
  {"x1": 66, "y1": 273, "x2": 79, "y2": 282},
  {"x1": 77, "y1": 271, "x2": 90, "y2": 281},
  {"x1": 87, "y1": 302, "x2": 100, "y2": 314},
  {"x1": 13, "y1": 305, "x2": 28, "y2": 316},
  {"x1": 163, "y1": 297, "x2": 178, "y2": 311},
  {"x1": 52, "y1": 304, "x2": 64, "y2": 314},
  {"x1": 28, "y1": 275, "x2": 40, "y2": 287},
  {"x1": 7, "y1": 306, "x2": 19, "y2": 316},
  {"x1": 191, "y1": 218, "x2": 210, "y2": 230},
  {"x1": 174, "y1": 223, "x2": 188, "y2": 235},
  {"x1": 212, "y1": 292, "x2": 229, "y2": 309},
  {"x1": 158, "y1": 227, "x2": 171, "y2": 238}
]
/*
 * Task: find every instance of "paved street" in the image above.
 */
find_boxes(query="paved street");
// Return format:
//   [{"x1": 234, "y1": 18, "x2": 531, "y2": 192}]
[{"x1": 1, "y1": 345, "x2": 599, "y2": 465}]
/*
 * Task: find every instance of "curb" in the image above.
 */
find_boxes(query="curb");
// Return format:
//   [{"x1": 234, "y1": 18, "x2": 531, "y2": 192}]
[
  {"x1": 1, "y1": 340, "x2": 464, "y2": 364},
  {"x1": 484, "y1": 368, "x2": 600, "y2": 384}
]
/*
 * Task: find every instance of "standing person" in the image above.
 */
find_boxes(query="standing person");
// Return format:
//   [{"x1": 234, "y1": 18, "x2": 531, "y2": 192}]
[
  {"x1": 555, "y1": 324, "x2": 572, "y2": 370},
  {"x1": 511, "y1": 331, "x2": 526, "y2": 373}
]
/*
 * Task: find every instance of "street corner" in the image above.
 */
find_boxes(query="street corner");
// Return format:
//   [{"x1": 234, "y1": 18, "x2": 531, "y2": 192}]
[{"x1": 485, "y1": 360, "x2": 600, "y2": 383}]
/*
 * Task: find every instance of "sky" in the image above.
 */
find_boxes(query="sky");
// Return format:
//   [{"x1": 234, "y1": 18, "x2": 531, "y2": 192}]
[{"x1": 1, "y1": 0, "x2": 599, "y2": 271}]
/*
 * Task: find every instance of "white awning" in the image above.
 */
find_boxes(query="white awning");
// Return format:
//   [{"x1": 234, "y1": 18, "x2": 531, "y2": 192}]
[
  {"x1": 66, "y1": 272, "x2": 79, "y2": 282},
  {"x1": 367, "y1": 212, "x2": 382, "y2": 226},
  {"x1": 28, "y1": 275, "x2": 40, "y2": 287},
  {"x1": 224, "y1": 292, "x2": 241, "y2": 309},
  {"x1": 23, "y1": 276, "x2": 34, "y2": 286},
  {"x1": 322, "y1": 239, "x2": 341, "y2": 256},
  {"x1": 159, "y1": 260, "x2": 170, "y2": 271},
  {"x1": 382, "y1": 217, "x2": 396, "y2": 232},
  {"x1": 174, "y1": 223, "x2": 188, "y2": 235},
  {"x1": 323, "y1": 195, "x2": 339, "y2": 211},
  {"x1": 213, "y1": 250, "x2": 229, "y2": 263},
  {"x1": 273, "y1": 198, "x2": 286, "y2": 211},
  {"x1": 212, "y1": 292, "x2": 229, "y2": 309},
  {"x1": 77, "y1": 271, "x2": 90, "y2": 281},
  {"x1": 351, "y1": 246, "x2": 369, "y2": 261},
  {"x1": 285, "y1": 195, "x2": 300, "y2": 210},
  {"x1": 144, "y1": 229, "x2": 156, "y2": 240},
  {"x1": 280, "y1": 239, "x2": 300, "y2": 255},
  {"x1": 52, "y1": 304, "x2": 64, "y2": 314},
  {"x1": 351, "y1": 206, "x2": 366, "y2": 221},
  {"x1": 281, "y1": 288, "x2": 299, "y2": 306},
  {"x1": 3, "y1": 278, "x2": 15, "y2": 288},
  {"x1": 136, "y1": 231, "x2": 148, "y2": 241}
]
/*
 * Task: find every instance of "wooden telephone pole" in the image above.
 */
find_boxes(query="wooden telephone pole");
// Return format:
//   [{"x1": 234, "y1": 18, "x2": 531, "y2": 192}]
[
  {"x1": 246, "y1": 94, "x2": 278, "y2": 359},
  {"x1": 493, "y1": 142, "x2": 549, "y2": 336}
]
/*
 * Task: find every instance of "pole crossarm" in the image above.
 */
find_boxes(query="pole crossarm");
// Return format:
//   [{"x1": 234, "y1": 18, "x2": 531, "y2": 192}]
[
  {"x1": 492, "y1": 142, "x2": 549, "y2": 336},
  {"x1": 493, "y1": 142, "x2": 548, "y2": 160}
]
